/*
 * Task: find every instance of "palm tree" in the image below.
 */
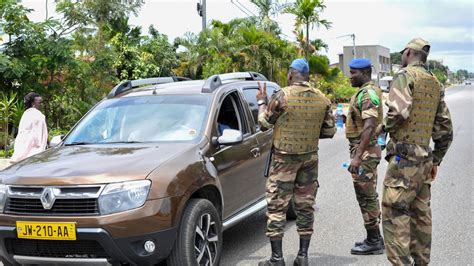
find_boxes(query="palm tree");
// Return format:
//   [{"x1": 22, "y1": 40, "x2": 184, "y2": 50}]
[
  {"x1": 311, "y1": 38, "x2": 329, "y2": 53},
  {"x1": 284, "y1": 0, "x2": 331, "y2": 59},
  {"x1": 0, "y1": 92, "x2": 18, "y2": 152},
  {"x1": 250, "y1": 0, "x2": 281, "y2": 35}
]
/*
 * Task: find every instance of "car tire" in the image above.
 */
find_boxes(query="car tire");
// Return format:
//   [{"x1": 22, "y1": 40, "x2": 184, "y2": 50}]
[
  {"x1": 167, "y1": 198, "x2": 222, "y2": 266},
  {"x1": 286, "y1": 196, "x2": 297, "y2": 220},
  {"x1": 1, "y1": 258, "x2": 19, "y2": 266}
]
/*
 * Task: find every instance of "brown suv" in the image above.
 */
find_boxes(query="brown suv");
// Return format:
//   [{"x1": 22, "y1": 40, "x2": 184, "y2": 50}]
[{"x1": 0, "y1": 72, "x2": 290, "y2": 265}]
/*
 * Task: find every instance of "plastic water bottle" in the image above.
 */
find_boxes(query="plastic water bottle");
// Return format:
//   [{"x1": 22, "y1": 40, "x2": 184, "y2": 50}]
[
  {"x1": 336, "y1": 104, "x2": 344, "y2": 129},
  {"x1": 377, "y1": 132, "x2": 387, "y2": 147},
  {"x1": 342, "y1": 162, "x2": 364, "y2": 175}
]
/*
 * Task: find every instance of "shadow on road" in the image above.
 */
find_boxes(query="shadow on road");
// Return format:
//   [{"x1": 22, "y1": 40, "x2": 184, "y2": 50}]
[{"x1": 221, "y1": 209, "x2": 267, "y2": 261}]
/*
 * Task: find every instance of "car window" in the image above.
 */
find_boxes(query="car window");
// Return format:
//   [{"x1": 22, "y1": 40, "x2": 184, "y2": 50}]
[
  {"x1": 216, "y1": 92, "x2": 249, "y2": 136},
  {"x1": 242, "y1": 86, "x2": 277, "y2": 129},
  {"x1": 65, "y1": 95, "x2": 210, "y2": 144}
]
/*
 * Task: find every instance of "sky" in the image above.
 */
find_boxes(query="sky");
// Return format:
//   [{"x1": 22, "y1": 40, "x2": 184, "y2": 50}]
[{"x1": 22, "y1": 0, "x2": 474, "y2": 72}]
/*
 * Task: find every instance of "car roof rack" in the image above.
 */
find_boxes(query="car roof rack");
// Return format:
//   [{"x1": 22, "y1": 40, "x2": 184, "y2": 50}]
[
  {"x1": 107, "y1": 76, "x2": 191, "y2": 98},
  {"x1": 202, "y1": 72, "x2": 267, "y2": 93}
]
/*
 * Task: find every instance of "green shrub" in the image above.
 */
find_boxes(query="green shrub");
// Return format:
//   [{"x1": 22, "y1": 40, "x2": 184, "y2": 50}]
[
  {"x1": 0, "y1": 148, "x2": 13, "y2": 158},
  {"x1": 314, "y1": 71, "x2": 355, "y2": 103},
  {"x1": 49, "y1": 128, "x2": 69, "y2": 138}
]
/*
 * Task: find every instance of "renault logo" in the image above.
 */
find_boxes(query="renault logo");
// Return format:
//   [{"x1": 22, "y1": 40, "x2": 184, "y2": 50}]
[{"x1": 40, "y1": 188, "x2": 56, "y2": 210}]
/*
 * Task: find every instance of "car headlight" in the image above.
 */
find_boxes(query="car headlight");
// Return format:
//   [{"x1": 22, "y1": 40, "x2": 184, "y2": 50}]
[
  {"x1": 99, "y1": 180, "x2": 151, "y2": 215},
  {"x1": 0, "y1": 184, "x2": 7, "y2": 213}
]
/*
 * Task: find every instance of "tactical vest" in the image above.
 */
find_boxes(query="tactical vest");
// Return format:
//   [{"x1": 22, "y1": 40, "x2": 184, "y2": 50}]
[
  {"x1": 392, "y1": 67, "x2": 440, "y2": 146},
  {"x1": 345, "y1": 85, "x2": 383, "y2": 140},
  {"x1": 273, "y1": 85, "x2": 327, "y2": 154}
]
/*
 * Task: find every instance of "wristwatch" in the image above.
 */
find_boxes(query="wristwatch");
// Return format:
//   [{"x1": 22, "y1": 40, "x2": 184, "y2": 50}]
[{"x1": 257, "y1": 99, "x2": 267, "y2": 106}]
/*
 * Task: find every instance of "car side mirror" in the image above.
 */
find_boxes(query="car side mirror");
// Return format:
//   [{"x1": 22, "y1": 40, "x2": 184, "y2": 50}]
[
  {"x1": 50, "y1": 135, "x2": 64, "y2": 147},
  {"x1": 213, "y1": 129, "x2": 243, "y2": 146}
]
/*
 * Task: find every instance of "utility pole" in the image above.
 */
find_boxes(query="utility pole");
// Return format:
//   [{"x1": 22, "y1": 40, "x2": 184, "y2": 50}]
[
  {"x1": 351, "y1": 34, "x2": 356, "y2": 59},
  {"x1": 197, "y1": 0, "x2": 207, "y2": 31},
  {"x1": 336, "y1": 33, "x2": 356, "y2": 59}
]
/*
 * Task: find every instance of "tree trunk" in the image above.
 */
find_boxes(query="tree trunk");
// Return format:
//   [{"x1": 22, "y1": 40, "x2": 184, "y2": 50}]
[
  {"x1": 4, "y1": 119, "x2": 8, "y2": 153},
  {"x1": 306, "y1": 22, "x2": 310, "y2": 60}
]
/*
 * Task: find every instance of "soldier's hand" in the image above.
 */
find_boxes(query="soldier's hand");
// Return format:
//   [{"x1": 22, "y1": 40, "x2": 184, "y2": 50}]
[
  {"x1": 256, "y1": 82, "x2": 267, "y2": 101},
  {"x1": 348, "y1": 157, "x2": 362, "y2": 175},
  {"x1": 431, "y1": 165, "x2": 438, "y2": 181},
  {"x1": 375, "y1": 124, "x2": 383, "y2": 136}
]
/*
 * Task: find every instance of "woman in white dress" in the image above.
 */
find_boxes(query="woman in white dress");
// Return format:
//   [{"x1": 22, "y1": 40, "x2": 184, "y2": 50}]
[{"x1": 10, "y1": 92, "x2": 48, "y2": 163}]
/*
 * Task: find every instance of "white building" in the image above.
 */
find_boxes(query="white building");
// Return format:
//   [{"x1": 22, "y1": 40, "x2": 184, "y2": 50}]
[{"x1": 338, "y1": 45, "x2": 391, "y2": 82}]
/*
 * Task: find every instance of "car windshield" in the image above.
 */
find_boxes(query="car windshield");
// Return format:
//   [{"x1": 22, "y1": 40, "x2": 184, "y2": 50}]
[{"x1": 65, "y1": 95, "x2": 210, "y2": 144}]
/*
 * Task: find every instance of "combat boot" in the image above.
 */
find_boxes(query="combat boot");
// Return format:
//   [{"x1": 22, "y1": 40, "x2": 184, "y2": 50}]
[
  {"x1": 354, "y1": 228, "x2": 385, "y2": 248},
  {"x1": 293, "y1": 237, "x2": 310, "y2": 266},
  {"x1": 259, "y1": 239, "x2": 285, "y2": 266},
  {"x1": 351, "y1": 228, "x2": 384, "y2": 255}
]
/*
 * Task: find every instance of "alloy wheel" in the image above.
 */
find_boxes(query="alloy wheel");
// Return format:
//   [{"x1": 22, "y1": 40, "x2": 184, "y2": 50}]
[{"x1": 194, "y1": 213, "x2": 219, "y2": 266}]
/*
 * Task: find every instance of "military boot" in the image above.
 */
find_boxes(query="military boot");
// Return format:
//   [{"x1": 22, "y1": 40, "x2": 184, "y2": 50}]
[
  {"x1": 293, "y1": 237, "x2": 310, "y2": 266},
  {"x1": 259, "y1": 239, "x2": 285, "y2": 266},
  {"x1": 354, "y1": 228, "x2": 385, "y2": 248},
  {"x1": 351, "y1": 228, "x2": 384, "y2": 255}
]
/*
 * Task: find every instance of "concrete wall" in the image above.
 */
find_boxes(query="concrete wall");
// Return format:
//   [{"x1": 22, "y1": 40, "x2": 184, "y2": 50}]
[{"x1": 341, "y1": 45, "x2": 391, "y2": 79}]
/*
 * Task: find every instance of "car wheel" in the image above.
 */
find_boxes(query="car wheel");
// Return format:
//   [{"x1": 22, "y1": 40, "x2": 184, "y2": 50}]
[
  {"x1": 286, "y1": 196, "x2": 297, "y2": 220},
  {"x1": 1, "y1": 258, "x2": 19, "y2": 266},
  {"x1": 168, "y1": 199, "x2": 222, "y2": 266}
]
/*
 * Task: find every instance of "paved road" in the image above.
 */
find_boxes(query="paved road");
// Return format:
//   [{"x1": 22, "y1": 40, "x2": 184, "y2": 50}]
[{"x1": 221, "y1": 84, "x2": 473, "y2": 265}]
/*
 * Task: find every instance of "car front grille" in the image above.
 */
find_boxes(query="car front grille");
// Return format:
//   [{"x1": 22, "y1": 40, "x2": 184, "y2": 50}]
[
  {"x1": 4, "y1": 198, "x2": 100, "y2": 216},
  {"x1": 5, "y1": 239, "x2": 109, "y2": 258}
]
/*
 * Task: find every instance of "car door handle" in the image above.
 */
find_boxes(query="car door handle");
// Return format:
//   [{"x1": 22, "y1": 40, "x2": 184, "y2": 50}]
[{"x1": 251, "y1": 147, "x2": 260, "y2": 158}]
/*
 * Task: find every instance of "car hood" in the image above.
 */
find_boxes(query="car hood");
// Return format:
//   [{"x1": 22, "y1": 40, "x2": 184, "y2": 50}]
[{"x1": 0, "y1": 144, "x2": 195, "y2": 185}]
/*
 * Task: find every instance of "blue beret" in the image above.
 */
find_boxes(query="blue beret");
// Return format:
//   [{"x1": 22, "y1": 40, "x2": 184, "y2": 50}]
[
  {"x1": 349, "y1": 58, "x2": 371, "y2": 69},
  {"x1": 290, "y1": 58, "x2": 309, "y2": 74}
]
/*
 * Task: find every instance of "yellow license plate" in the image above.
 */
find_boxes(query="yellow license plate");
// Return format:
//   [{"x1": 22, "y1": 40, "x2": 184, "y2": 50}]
[{"x1": 16, "y1": 221, "x2": 76, "y2": 240}]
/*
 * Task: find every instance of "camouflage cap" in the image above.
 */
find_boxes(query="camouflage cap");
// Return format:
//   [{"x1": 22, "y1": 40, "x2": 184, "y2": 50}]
[{"x1": 400, "y1": 38, "x2": 430, "y2": 55}]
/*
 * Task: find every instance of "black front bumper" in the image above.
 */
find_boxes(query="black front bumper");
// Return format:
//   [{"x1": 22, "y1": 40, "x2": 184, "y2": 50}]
[{"x1": 0, "y1": 226, "x2": 177, "y2": 265}]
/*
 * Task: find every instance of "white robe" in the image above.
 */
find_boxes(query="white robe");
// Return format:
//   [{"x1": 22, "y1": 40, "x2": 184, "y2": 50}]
[{"x1": 11, "y1": 108, "x2": 48, "y2": 163}]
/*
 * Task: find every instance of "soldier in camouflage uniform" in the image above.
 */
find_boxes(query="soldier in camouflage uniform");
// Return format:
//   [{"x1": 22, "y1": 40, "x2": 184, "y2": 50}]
[
  {"x1": 344, "y1": 58, "x2": 384, "y2": 255},
  {"x1": 379, "y1": 38, "x2": 453, "y2": 265},
  {"x1": 257, "y1": 59, "x2": 336, "y2": 266}
]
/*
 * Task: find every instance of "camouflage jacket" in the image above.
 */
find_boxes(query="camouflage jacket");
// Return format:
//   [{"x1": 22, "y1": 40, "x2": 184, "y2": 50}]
[
  {"x1": 258, "y1": 81, "x2": 336, "y2": 156},
  {"x1": 346, "y1": 81, "x2": 383, "y2": 146},
  {"x1": 384, "y1": 61, "x2": 453, "y2": 165}
]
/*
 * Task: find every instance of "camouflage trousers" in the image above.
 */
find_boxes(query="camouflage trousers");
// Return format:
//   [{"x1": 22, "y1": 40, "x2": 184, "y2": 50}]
[
  {"x1": 266, "y1": 152, "x2": 319, "y2": 239},
  {"x1": 382, "y1": 155, "x2": 433, "y2": 265},
  {"x1": 349, "y1": 144, "x2": 382, "y2": 230}
]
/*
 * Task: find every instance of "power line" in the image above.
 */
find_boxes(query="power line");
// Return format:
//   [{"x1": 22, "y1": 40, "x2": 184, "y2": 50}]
[
  {"x1": 231, "y1": 0, "x2": 253, "y2": 17},
  {"x1": 236, "y1": 0, "x2": 257, "y2": 17}
]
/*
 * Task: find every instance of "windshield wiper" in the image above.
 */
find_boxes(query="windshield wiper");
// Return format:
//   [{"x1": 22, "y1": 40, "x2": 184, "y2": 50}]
[
  {"x1": 64, "y1": 141, "x2": 93, "y2": 146},
  {"x1": 96, "y1": 141, "x2": 143, "y2": 144}
]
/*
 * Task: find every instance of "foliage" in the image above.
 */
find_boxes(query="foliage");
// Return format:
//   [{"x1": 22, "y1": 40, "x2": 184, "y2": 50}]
[
  {"x1": 174, "y1": 19, "x2": 297, "y2": 83},
  {"x1": 249, "y1": 0, "x2": 281, "y2": 35},
  {"x1": 390, "y1": 52, "x2": 401, "y2": 65},
  {"x1": 49, "y1": 127, "x2": 69, "y2": 138},
  {"x1": 284, "y1": 0, "x2": 331, "y2": 58},
  {"x1": 0, "y1": 91, "x2": 18, "y2": 151},
  {"x1": 0, "y1": 0, "x2": 343, "y2": 138},
  {"x1": 455, "y1": 69, "x2": 469, "y2": 81},
  {"x1": 432, "y1": 69, "x2": 447, "y2": 85},
  {"x1": 0, "y1": 148, "x2": 13, "y2": 158},
  {"x1": 314, "y1": 71, "x2": 355, "y2": 103},
  {"x1": 427, "y1": 60, "x2": 449, "y2": 85}
]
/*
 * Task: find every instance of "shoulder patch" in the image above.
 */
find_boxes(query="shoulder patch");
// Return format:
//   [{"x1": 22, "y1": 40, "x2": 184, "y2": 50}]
[{"x1": 357, "y1": 89, "x2": 380, "y2": 109}]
